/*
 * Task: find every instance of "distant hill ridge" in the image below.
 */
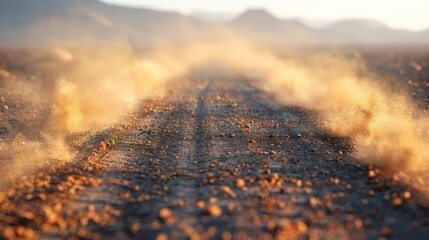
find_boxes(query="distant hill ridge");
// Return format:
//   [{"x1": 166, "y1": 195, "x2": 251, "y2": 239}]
[
  {"x1": 0, "y1": 0, "x2": 228, "y2": 46},
  {"x1": 0, "y1": 0, "x2": 428, "y2": 46},
  {"x1": 229, "y1": 9, "x2": 429, "y2": 45}
]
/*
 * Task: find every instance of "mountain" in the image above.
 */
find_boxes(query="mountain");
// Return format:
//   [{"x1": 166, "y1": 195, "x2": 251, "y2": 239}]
[
  {"x1": 0, "y1": 0, "x2": 116, "y2": 45},
  {"x1": 228, "y1": 9, "x2": 429, "y2": 46},
  {"x1": 0, "y1": 1, "x2": 428, "y2": 47},
  {"x1": 321, "y1": 19, "x2": 424, "y2": 45},
  {"x1": 190, "y1": 10, "x2": 235, "y2": 23},
  {"x1": 228, "y1": 9, "x2": 317, "y2": 46},
  {"x1": 0, "y1": 0, "x2": 230, "y2": 46}
]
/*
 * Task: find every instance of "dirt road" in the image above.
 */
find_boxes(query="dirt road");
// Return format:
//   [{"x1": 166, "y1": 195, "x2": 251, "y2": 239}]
[{"x1": 1, "y1": 77, "x2": 429, "y2": 240}]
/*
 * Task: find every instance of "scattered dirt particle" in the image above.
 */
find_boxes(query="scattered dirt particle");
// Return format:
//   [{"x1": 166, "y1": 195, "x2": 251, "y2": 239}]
[
  {"x1": 403, "y1": 191, "x2": 411, "y2": 200},
  {"x1": 18, "y1": 211, "x2": 35, "y2": 221},
  {"x1": 2, "y1": 227, "x2": 15, "y2": 239},
  {"x1": 266, "y1": 220, "x2": 276, "y2": 232},
  {"x1": 196, "y1": 200, "x2": 205, "y2": 209},
  {"x1": 393, "y1": 198, "x2": 403, "y2": 207},
  {"x1": 235, "y1": 178, "x2": 245, "y2": 188},
  {"x1": 383, "y1": 194, "x2": 391, "y2": 202},
  {"x1": 206, "y1": 205, "x2": 222, "y2": 217},
  {"x1": 222, "y1": 231, "x2": 232, "y2": 240},
  {"x1": 130, "y1": 222, "x2": 141, "y2": 235},
  {"x1": 176, "y1": 199, "x2": 186, "y2": 208},
  {"x1": 158, "y1": 208, "x2": 172, "y2": 220},
  {"x1": 380, "y1": 227, "x2": 392, "y2": 237},
  {"x1": 295, "y1": 220, "x2": 308, "y2": 234},
  {"x1": 221, "y1": 186, "x2": 237, "y2": 198},
  {"x1": 354, "y1": 219, "x2": 363, "y2": 230},
  {"x1": 155, "y1": 233, "x2": 169, "y2": 240}
]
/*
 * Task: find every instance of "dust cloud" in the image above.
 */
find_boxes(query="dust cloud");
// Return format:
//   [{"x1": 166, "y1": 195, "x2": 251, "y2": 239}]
[
  {"x1": 246, "y1": 50, "x2": 429, "y2": 203},
  {"x1": 201, "y1": 43, "x2": 429, "y2": 203},
  {"x1": 116, "y1": 42, "x2": 429, "y2": 203},
  {"x1": 1, "y1": 39, "x2": 428, "y2": 204},
  {"x1": 0, "y1": 42, "x2": 186, "y2": 185}
]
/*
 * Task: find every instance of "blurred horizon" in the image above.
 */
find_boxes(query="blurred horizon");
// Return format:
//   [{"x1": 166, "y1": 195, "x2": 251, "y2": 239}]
[
  {"x1": 101, "y1": 0, "x2": 429, "y2": 31},
  {"x1": 1, "y1": 0, "x2": 429, "y2": 47}
]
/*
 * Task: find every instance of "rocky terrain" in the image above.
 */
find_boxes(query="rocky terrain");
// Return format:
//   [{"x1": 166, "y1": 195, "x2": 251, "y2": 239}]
[{"x1": 0, "y1": 48, "x2": 428, "y2": 239}]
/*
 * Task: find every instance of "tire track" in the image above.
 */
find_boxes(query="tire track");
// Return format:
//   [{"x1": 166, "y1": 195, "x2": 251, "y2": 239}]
[{"x1": 2, "y1": 77, "x2": 429, "y2": 240}]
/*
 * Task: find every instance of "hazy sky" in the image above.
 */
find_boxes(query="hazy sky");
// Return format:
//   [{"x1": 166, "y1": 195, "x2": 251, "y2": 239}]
[{"x1": 101, "y1": 0, "x2": 429, "y2": 31}]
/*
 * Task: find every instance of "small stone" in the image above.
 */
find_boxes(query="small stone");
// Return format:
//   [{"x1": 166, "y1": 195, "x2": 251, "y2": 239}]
[
  {"x1": 235, "y1": 178, "x2": 245, "y2": 188},
  {"x1": 354, "y1": 219, "x2": 363, "y2": 230},
  {"x1": 156, "y1": 233, "x2": 169, "y2": 240},
  {"x1": 380, "y1": 227, "x2": 392, "y2": 237},
  {"x1": 331, "y1": 178, "x2": 340, "y2": 185},
  {"x1": 15, "y1": 226, "x2": 35, "y2": 239},
  {"x1": 393, "y1": 198, "x2": 403, "y2": 207},
  {"x1": 266, "y1": 220, "x2": 277, "y2": 232},
  {"x1": 130, "y1": 222, "x2": 141, "y2": 235},
  {"x1": 2, "y1": 227, "x2": 14, "y2": 239},
  {"x1": 196, "y1": 200, "x2": 205, "y2": 209},
  {"x1": 18, "y1": 211, "x2": 35, "y2": 221},
  {"x1": 43, "y1": 206, "x2": 59, "y2": 224},
  {"x1": 221, "y1": 186, "x2": 237, "y2": 198},
  {"x1": 158, "y1": 208, "x2": 172, "y2": 220},
  {"x1": 222, "y1": 231, "x2": 232, "y2": 240},
  {"x1": 206, "y1": 205, "x2": 222, "y2": 217},
  {"x1": 295, "y1": 220, "x2": 308, "y2": 233},
  {"x1": 309, "y1": 197, "x2": 320, "y2": 208},
  {"x1": 177, "y1": 199, "x2": 186, "y2": 208},
  {"x1": 403, "y1": 191, "x2": 411, "y2": 200},
  {"x1": 277, "y1": 219, "x2": 292, "y2": 230},
  {"x1": 224, "y1": 203, "x2": 234, "y2": 213},
  {"x1": 272, "y1": 173, "x2": 279, "y2": 181},
  {"x1": 38, "y1": 193, "x2": 47, "y2": 201}
]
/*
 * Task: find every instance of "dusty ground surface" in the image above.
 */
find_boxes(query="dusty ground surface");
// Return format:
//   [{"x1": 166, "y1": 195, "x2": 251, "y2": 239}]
[
  {"x1": 359, "y1": 46, "x2": 429, "y2": 110},
  {"x1": 1, "y1": 49, "x2": 429, "y2": 240}
]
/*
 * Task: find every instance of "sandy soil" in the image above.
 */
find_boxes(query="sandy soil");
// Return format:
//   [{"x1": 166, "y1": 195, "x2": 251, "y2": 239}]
[{"x1": 1, "y1": 73, "x2": 429, "y2": 239}]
